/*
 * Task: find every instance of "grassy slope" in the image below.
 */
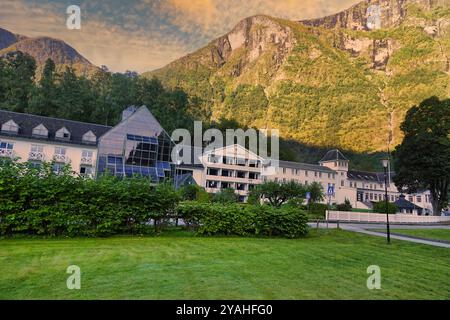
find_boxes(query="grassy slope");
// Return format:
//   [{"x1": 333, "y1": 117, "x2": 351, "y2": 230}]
[
  {"x1": 376, "y1": 228, "x2": 450, "y2": 242},
  {"x1": 0, "y1": 230, "x2": 449, "y2": 300},
  {"x1": 146, "y1": 6, "x2": 449, "y2": 155}
]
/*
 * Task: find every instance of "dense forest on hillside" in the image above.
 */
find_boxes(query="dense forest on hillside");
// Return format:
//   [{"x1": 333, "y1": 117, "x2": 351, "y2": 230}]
[{"x1": 0, "y1": 51, "x2": 389, "y2": 170}]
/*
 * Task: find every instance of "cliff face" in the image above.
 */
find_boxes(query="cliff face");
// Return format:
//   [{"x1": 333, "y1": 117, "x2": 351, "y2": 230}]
[
  {"x1": 145, "y1": 1, "x2": 449, "y2": 154},
  {"x1": 300, "y1": 0, "x2": 449, "y2": 30}
]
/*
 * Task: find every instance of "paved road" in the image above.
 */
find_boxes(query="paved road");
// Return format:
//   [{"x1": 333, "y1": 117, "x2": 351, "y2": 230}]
[{"x1": 308, "y1": 222, "x2": 450, "y2": 249}]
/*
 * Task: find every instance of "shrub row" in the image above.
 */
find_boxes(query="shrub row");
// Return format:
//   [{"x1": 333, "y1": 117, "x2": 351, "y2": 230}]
[
  {"x1": 177, "y1": 202, "x2": 309, "y2": 238},
  {"x1": 0, "y1": 161, "x2": 179, "y2": 237}
]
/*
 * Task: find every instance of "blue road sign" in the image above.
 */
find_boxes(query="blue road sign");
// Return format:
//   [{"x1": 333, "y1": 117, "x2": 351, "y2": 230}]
[
  {"x1": 306, "y1": 192, "x2": 311, "y2": 200},
  {"x1": 327, "y1": 185, "x2": 335, "y2": 196}
]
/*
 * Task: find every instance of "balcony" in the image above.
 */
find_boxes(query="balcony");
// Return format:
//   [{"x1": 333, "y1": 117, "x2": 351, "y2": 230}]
[
  {"x1": 29, "y1": 151, "x2": 45, "y2": 161},
  {"x1": 53, "y1": 154, "x2": 69, "y2": 163},
  {"x1": 80, "y1": 157, "x2": 93, "y2": 165},
  {"x1": 0, "y1": 149, "x2": 13, "y2": 158}
]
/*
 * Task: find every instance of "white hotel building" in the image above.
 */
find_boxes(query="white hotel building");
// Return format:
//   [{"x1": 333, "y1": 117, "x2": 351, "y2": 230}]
[{"x1": 0, "y1": 106, "x2": 433, "y2": 215}]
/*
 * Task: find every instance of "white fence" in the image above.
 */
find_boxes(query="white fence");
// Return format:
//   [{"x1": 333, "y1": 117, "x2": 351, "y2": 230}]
[{"x1": 326, "y1": 211, "x2": 450, "y2": 224}]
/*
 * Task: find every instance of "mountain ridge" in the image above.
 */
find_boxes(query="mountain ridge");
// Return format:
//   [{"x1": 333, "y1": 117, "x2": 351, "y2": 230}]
[
  {"x1": 0, "y1": 27, "x2": 97, "y2": 77},
  {"x1": 145, "y1": 0, "x2": 449, "y2": 154}
]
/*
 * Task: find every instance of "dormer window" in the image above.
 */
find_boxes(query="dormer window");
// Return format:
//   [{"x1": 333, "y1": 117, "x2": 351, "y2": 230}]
[
  {"x1": 82, "y1": 130, "x2": 96, "y2": 143},
  {"x1": 56, "y1": 127, "x2": 71, "y2": 140},
  {"x1": 1, "y1": 120, "x2": 19, "y2": 134},
  {"x1": 32, "y1": 124, "x2": 48, "y2": 137}
]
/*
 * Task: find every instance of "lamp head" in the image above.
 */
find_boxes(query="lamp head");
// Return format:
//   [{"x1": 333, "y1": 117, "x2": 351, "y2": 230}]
[{"x1": 381, "y1": 159, "x2": 389, "y2": 169}]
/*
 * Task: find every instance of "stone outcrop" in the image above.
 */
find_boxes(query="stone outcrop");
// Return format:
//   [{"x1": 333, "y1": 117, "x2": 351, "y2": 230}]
[{"x1": 300, "y1": 0, "x2": 449, "y2": 30}]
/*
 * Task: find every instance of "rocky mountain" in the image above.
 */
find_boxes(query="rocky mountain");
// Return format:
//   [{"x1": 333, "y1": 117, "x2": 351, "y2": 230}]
[
  {"x1": 145, "y1": 0, "x2": 449, "y2": 155},
  {"x1": 0, "y1": 27, "x2": 98, "y2": 77}
]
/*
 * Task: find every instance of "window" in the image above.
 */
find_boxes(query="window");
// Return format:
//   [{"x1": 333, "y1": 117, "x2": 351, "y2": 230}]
[
  {"x1": 32, "y1": 124, "x2": 48, "y2": 137},
  {"x1": 283, "y1": 168, "x2": 286, "y2": 174},
  {"x1": 1, "y1": 120, "x2": 19, "y2": 134},
  {"x1": 305, "y1": 181, "x2": 309, "y2": 185},
  {"x1": 80, "y1": 166, "x2": 93, "y2": 177},
  {"x1": 56, "y1": 127, "x2": 71, "y2": 140},
  {"x1": 222, "y1": 169, "x2": 232, "y2": 177},
  {"x1": 55, "y1": 147, "x2": 67, "y2": 155},
  {"x1": 0, "y1": 141, "x2": 14, "y2": 158},
  {"x1": 237, "y1": 171, "x2": 246, "y2": 179},
  {"x1": 417, "y1": 196, "x2": 422, "y2": 203},
  {"x1": 249, "y1": 172, "x2": 259, "y2": 180},
  {"x1": 30, "y1": 145, "x2": 45, "y2": 161},
  {"x1": 52, "y1": 162, "x2": 65, "y2": 173},
  {"x1": 236, "y1": 183, "x2": 246, "y2": 191},
  {"x1": 82, "y1": 150, "x2": 93, "y2": 158},
  {"x1": 314, "y1": 172, "x2": 318, "y2": 177},
  {"x1": 319, "y1": 172, "x2": 322, "y2": 178},
  {"x1": 207, "y1": 168, "x2": 219, "y2": 176},
  {"x1": 341, "y1": 180, "x2": 344, "y2": 187},
  {"x1": 207, "y1": 181, "x2": 219, "y2": 189},
  {"x1": 31, "y1": 144, "x2": 44, "y2": 153},
  {"x1": 82, "y1": 131, "x2": 97, "y2": 143},
  {"x1": 28, "y1": 161, "x2": 42, "y2": 169},
  {"x1": 305, "y1": 171, "x2": 308, "y2": 177},
  {"x1": 0, "y1": 141, "x2": 14, "y2": 150},
  {"x1": 408, "y1": 196, "x2": 414, "y2": 202}
]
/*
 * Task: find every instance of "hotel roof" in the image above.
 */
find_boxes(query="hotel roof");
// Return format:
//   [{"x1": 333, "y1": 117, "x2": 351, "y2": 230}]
[
  {"x1": 320, "y1": 149, "x2": 349, "y2": 162},
  {"x1": 0, "y1": 110, "x2": 112, "y2": 146},
  {"x1": 278, "y1": 160, "x2": 336, "y2": 173}
]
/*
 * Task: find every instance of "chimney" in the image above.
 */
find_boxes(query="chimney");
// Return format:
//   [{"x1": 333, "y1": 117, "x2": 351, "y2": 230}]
[{"x1": 122, "y1": 106, "x2": 138, "y2": 121}]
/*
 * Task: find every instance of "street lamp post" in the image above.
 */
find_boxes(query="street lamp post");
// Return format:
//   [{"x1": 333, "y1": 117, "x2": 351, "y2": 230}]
[{"x1": 381, "y1": 159, "x2": 391, "y2": 244}]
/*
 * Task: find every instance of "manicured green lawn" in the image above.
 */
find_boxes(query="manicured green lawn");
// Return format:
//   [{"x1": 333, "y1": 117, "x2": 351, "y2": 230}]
[
  {"x1": 375, "y1": 228, "x2": 450, "y2": 242},
  {"x1": 0, "y1": 230, "x2": 449, "y2": 300}
]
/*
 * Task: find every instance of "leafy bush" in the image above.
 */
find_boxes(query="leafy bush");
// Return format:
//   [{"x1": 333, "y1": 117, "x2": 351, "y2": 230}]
[
  {"x1": 373, "y1": 201, "x2": 398, "y2": 215},
  {"x1": 307, "y1": 203, "x2": 328, "y2": 219},
  {"x1": 336, "y1": 199, "x2": 353, "y2": 212},
  {"x1": 0, "y1": 160, "x2": 180, "y2": 237},
  {"x1": 212, "y1": 188, "x2": 238, "y2": 204},
  {"x1": 177, "y1": 202, "x2": 309, "y2": 238}
]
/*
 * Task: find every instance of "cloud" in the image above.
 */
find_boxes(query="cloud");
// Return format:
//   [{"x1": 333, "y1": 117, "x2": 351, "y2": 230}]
[
  {"x1": 0, "y1": 0, "x2": 191, "y2": 73},
  {"x1": 160, "y1": 0, "x2": 360, "y2": 38}
]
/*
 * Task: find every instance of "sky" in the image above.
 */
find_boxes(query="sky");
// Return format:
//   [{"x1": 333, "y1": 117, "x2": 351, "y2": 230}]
[{"x1": 0, "y1": 0, "x2": 360, "y2": 73}]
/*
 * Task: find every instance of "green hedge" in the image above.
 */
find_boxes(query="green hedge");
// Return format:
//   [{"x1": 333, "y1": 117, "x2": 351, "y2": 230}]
[
  {"x1": 177, "y1": 202, "x2": 309, "y2": 238},
  {"x1": 0, "y1": 160, "x2": 179, "y2": 237},
  {"x1": 373, "y1": 201, "x2": 398, "y2": 215}
]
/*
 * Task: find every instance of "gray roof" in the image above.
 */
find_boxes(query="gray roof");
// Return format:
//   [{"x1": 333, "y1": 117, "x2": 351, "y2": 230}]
[
  {"x1": 320, "y1": 149, "x2": 348, "y2": 162},
  {"x1": 347, "y1": 170, "x2": 396, "y2": 182},
  {"x1": 395, "y1": 195, "x2": 423, "y2": 210},
  {"x1": 278, "y1": 160, "x2": 336, "y2": 173},
  {"x1": 0, "y1": 110, "x2": 111, "y2": 146}
]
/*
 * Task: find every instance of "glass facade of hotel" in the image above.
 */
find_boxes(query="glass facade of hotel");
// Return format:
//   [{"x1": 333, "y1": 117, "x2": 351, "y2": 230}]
[{"x1": 96, "y1": 108, "x2": 175, "y2": 182}]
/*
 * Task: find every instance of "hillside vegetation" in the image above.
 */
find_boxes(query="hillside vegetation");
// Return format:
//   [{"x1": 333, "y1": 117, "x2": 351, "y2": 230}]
[{"x1": 145, "y1": 1, "x2": 449, "y2": 154}]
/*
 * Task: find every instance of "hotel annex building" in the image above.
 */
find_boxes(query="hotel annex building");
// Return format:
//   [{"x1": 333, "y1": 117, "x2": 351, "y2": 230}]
[{"x1": 0, "y1": 106, "x2": 433, "y2": 215}]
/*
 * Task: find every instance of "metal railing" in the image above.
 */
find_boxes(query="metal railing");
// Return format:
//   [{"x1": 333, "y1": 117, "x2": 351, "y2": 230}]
[
  {"x1": 29, "y1": 151, "x2": 45, "y2": 161},
  {"x1": 53, "y1": 154, "x2": 69, "y2": 163},
  {"x1": 0, "y1": 149, "x2": 14, "y2": 158}
]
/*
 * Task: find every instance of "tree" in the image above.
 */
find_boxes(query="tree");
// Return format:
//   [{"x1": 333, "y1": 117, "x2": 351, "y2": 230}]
[
  {"x1": 253, "y1": 181, "x2": 306, "y2": 207},
  {"x1": 0, "y1": 51, "x2": 36, "y2": 112},
  {"x1": 393, "y1": 97, "x2": 450, "y2": 215},
  {"x1": 28, "y1": 58, "x2": 58, "y2": 116},
  {"x1": 307, "y1": 182, "x2": 325, "y2": 204},
  {"x1": 336, "y1": 199, "x2": 352, "y2": 211},
  {"x1": 373, "y1": 201, "x2": 397, "y2": 215},
  {"x1": 212, "y1": 188, "x2": 238, "y2": 204}
]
